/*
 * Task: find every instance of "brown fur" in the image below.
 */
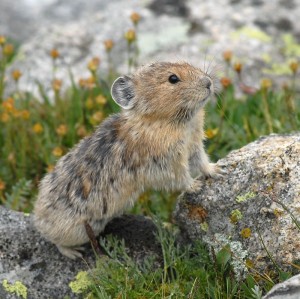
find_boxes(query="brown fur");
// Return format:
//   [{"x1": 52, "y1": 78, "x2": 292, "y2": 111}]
[{"x1": 34, "y1": 61, "x2": 222, "y2": 259}]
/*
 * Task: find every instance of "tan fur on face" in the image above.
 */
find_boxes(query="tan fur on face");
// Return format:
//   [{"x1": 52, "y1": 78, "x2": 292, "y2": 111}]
[{"x1": 130, "y1": 62, "x2": 212, "y2": 121}]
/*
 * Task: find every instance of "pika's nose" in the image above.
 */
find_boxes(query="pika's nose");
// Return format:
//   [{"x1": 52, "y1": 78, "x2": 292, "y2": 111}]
[{"x1": 201, "y1": 77, "x2": 212, "y2": 89}]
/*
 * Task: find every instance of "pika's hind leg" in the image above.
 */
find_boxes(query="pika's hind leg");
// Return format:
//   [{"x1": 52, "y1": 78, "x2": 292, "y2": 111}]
[{"x1": 57, "y1": 245, "x2": 84, "y2": 259}]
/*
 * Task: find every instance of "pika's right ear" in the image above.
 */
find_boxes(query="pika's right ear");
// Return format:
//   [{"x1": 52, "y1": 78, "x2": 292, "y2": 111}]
[{"x1": 111, "y1": 76, "x2": 135, "y2": 109}]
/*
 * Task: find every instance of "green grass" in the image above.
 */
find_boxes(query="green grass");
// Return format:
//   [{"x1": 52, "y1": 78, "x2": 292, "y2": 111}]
[
  {"x1": 205, "y1": 81, "x2": 299, "y2": 161},
  {"x1": 0, "y1": 13, "x2": 299, "y2": 298},
  {"x1": 70, "y1": 218, "x2": 287, "y2": 298}
]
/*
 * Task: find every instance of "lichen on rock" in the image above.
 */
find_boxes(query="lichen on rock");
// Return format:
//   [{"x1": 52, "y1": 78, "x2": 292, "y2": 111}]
[
  {"x1": 175, "y1": 133, "x2": 300, "y2": 275},
  {"x1": 0, "y1": 209, "x2": 161, "y2": 298},
  {"x1": 69, "y1": 271, "x2": 91, "y2": 294},
  {"x1": 2, "y1": 280, "x2": 27, "y2": 299}
]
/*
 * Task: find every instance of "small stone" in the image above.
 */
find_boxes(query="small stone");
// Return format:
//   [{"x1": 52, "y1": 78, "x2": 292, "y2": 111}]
[{"x1": 263, "y1": 274, "x2": 300, "y2": 299}]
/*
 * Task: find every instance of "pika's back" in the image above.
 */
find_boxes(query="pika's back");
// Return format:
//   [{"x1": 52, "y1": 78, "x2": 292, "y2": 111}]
[{"x1": 34, "y1": 61, "x2": 216, "y2": 259}]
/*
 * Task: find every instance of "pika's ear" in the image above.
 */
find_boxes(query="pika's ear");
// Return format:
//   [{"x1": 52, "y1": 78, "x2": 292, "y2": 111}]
[{"x1": 111, "y1": 76, "x2": 135, "y2": 109}]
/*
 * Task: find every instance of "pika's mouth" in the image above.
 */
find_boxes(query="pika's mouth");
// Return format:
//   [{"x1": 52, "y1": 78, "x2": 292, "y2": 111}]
[
  {"x1": 198, "y1": 76, "x2": 213, "y2": 102},
  {"x1": 200, "y1": 89, "x2": 212, "y2": 104}
]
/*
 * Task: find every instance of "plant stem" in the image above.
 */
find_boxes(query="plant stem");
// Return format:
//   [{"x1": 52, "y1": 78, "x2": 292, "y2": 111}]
[{"x1": 261, "y1": 90, "x2": 273, "y2": 134}]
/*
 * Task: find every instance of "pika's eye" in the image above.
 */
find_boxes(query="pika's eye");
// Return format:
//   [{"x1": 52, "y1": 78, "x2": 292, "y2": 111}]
[{"x1": 168, "y1": 74, "x2": 180, "y2": 84}]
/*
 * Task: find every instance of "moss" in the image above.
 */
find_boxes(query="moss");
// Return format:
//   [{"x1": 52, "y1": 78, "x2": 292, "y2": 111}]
[
  {"x1": 236, "y1": 192, "x2": 256, "y2": 203},
  {"x1": 263, "y1": 34, "x2": 300, "y2": 75},
  {"x1": 282, "y1": 33, "x2": 300, "y2": 56},
  {"x1": 263, "y1": 62, "x2": 295, "y2": 75},
  {"x1": 262, "y1": 53, "x2": 271, "y2": 63},
  {"x1": 230, "y1": 209, "x2": 243, "y2": 224},
  {"x1": 200, "y1": 221, "x2": 209, "y2": 232},
  {"x1": 231, "y1": 26, "x2": 272, "y2": 42},
  {"x1": 2, "y1": 280, "x2": 27, "y2": 299},
  {"x1": 69, "y1": 271, "x2": 91, "y2": 294}
]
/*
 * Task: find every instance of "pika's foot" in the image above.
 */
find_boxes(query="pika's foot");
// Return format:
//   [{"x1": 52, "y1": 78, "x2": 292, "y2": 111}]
[
  {"x1": 57, "y1": 245, "x2": 84, "y2": 259},
  {"x1": 202, "y1": 163, "x2": 226, "y2": 179},
  {"x1": 187, "y1": 179, "x2": 203, "y2": 193}
]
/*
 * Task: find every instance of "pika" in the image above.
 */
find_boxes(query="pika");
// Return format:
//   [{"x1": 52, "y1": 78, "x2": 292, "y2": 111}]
[{"x1": 34, "y1": 61, "x2": 222, "y2": 259}]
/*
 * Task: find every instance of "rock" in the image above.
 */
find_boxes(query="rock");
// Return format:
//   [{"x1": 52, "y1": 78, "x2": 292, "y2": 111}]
[
  {"x1": 3, "y1": 0, "x2": 191, "y2": 96},
  {"x1": 263, "y1": 274, "x2": 300, "y2": 299},
  {"x1": 1, "y1": 0, "x2": 300, "y2": 97},
  {"x1": 0, "y1": 207, "x2": 161, "y2": 299},
  {"x1": 0, "y1": 0, "x2": 139, "y2": 43},
  {"x1": 148, "y1": 0, "x2": 190, "y2": 17},
  {"x1": 174, "y1": 133, "x2": 300, "y2": 277}
]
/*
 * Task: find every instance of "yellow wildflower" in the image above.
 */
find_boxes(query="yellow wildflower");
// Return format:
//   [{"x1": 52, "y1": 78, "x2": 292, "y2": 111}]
[
  {"x1": 78, "y1": 78, "x2": 86, "y2": 88},
  {"x1": 76, "y1": 125, "x2": 87, "y2": 137},
  {"x1": 85, "y1": 97, "x2": 94, "y2": 110},
  {"x1": 220, "y1": 77, "x2": 232, "y2": 88},
  {"x1": 2, "y1": 98, "x2": 15, "y2": 112},
  {"x1": 32, "y1": 123, "x2": 43, "y2": 134},
  {"x1": 0, "y1": 179, "x2": 6, "y2": 191},
  {"x1": 124, "y1": 29, "x2": 136, "y2": 44},
  {"x1": 52, "y1": 146, "x2": 63, "y2": 157},
  {"x1": 260, "y1": 78, "x2": 272, "y2": 91},
  {"x1": 50, "y1": 48, "x2": 60, "y2": 59},
  {"x1": 85, "y1": 76, "x2": 96, "y2": 89},
  {"x1": 52, "y1": 79, "x2": 62, "y2": 92},
  {"x1": 0, "y1": 35, "x2": 6, "y2": 46},
  {"x1": 47, "y1": 164, "x2": 55, "y2": 172},
  {"x1": 222, "y1": 50, "x2": 232, "y2": 62},
  {"x1": 0, "y1": 112, "x2": 10, "y2": 122},
  {"x1": 289, "y1": 61, "x2": 298, "y2": 74},
  {"x1": 130, "y1": 12, "x2": 141, "y2": 25},
  {"x1": 90, "y1": 111, "x2": 104, "y2": 125},
  {"x1": 205, "y1": 128, "x2": 219, "y2": 139},
  {"x1": 3, "y1": 43, "x2": 14, "y2": 56},
  {"x1": 95, "y1": 95, "x2": 107, "y2": 105},
  {"x1": 78, "y1": 77, "x2": 96, "y2": 89},
  {"x1": 234, "y1": 62, "x2": 242, "y2": 74},
  {"x1": 240, "y1": 227, "x2": 251, "y2": 238},
  {"x1": 87, "y1": 57, "x2": 100, "y2": 72},
  {"x1": 12, "y1": 69, "x2": 22, "y2": 82},
  {"x1": 56, "y1": 124, "x2": 68, "y2": 136},
  {"x1": 274, "y1": 208, "x2": 284, "y2": 218},
  {"x1": 103, "y1": 40, "x2": 114, "y2": 52},
  {"x1": 20, "y1": 110, "x2": 30, "y2": 120}
]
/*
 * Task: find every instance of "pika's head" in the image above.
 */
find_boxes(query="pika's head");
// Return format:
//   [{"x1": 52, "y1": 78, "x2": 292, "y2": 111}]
[{"x1": 111, "y1": 62, "x2": 213, "y2": 122}]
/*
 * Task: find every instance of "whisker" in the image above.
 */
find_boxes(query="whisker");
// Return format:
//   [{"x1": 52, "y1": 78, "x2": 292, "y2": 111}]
[{"x1": 206, "y1": 56, "x2": 214, "y2": 76}]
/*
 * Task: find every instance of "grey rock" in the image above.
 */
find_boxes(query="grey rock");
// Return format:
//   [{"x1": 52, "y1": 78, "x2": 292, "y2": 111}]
[
  {"x1": 1, "y1": 0, "x2": 300, "y2": 97},
  {"x1": 3, "y1": 0, "x2": 191, "y2": 96},
  {"x1": 0, "y1": 0, "x2": 131, "y2": 43},
  {"x1": 174, "y1": 133, "x2": 300, "y2": 277},
  {"x1": 0, "y1": 207, "x2": 161, "y2": 299},
  {"x1": 263, "y1": 274, "x2": 300, "y2": 299},
  {"x1": 148, "y1": 0, "x2": 189, "y2": 17}
]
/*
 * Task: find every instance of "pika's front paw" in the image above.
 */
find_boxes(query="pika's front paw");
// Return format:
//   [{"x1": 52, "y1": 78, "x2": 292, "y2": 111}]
[
  {"x1": 186, "y1": 179, "x2": 203, "y2": 193},
  {"x1": 202, "y1": 163, "x2": 226, "y2": 179}
]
